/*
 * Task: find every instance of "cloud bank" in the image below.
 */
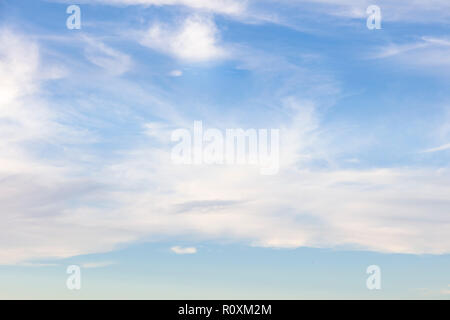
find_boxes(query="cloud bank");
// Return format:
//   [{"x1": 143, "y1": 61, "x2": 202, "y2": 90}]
[{"x1": 1, "y1": 0, "x2": 450, "y2": 265}]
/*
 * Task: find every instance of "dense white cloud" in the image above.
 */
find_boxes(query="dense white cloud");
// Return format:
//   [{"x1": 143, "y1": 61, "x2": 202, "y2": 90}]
[
  {"x1": 0, "y1": 29, "x2": 136, "y2": 264},
  {"x1": 140, "y1": 15, "x2": 228, "y2": 62},
  {"x1": 0, "y1": 29, "x2": 61, "y2": 174}
]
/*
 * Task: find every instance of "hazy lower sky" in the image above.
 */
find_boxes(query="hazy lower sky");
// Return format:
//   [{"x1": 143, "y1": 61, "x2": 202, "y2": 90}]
[{"x1": 0, "y1": 0, "x2": 449, "y2": 299}]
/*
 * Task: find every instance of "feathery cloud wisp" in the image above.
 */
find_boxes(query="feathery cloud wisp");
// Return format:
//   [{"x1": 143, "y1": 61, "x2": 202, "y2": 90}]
[{"x1": 92, "y1": 0, "x2": 246, "y2": 15}]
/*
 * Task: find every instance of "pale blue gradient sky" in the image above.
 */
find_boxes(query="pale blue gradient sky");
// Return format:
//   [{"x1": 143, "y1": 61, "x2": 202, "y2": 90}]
[{"x1": 1, "y1": 242, "x2": 450, "y2": 299}]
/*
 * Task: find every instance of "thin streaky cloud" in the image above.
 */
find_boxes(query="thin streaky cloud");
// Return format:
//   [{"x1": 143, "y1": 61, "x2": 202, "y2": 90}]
[
  {"x1": 91, "y1": 0, "x2": 246, "y2": 15},
  {"x1": 421, "y1": 143, "x2": 450, "y2": 153}
]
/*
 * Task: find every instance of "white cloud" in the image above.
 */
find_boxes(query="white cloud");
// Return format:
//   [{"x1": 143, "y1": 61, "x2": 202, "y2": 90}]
[
  {"x1": 55, "y1": 0, "x2": 450, "y2": 30},
  {"x1": 171, "y1": 246, "x2": 197, "y2": 254},
  {"x1": 83, "y1": 36, "x2": 132, "y2": 75},
  {"x1": 0, "y1": 29, "x2": 58, "y2": 169},
  {"x1": 370, "y1": 37, "x2": 450, "y2": 70},
  {"x1": 46, "y1": 98, "x2": 448, "y2": 258},
  {"x1": 279, "y1": 0, "x2": 450, "y2": 23},
  {"x1": 421, "y1": 143, "x2": 450, "y2": 153},
  {"x1": 0, "y1": 29, "x2": 135, "y2": 265},
  {"x1": 1, "y1": 35, "x2": 450, "y2": 264},
  {"x1": 0, "y1": 30, "x2": 39, "y2": 110},
  {"x1": 140, "y1": 15, "x2": 228, "y2": 62},
  {"x1": 2, "y1": 22, "x2": 450, "y2": 267}
]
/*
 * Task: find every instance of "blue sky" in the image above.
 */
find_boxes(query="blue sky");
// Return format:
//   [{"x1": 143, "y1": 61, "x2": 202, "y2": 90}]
[{"x1": 0, "y1": 0, "x2": 449, "y2": 299}]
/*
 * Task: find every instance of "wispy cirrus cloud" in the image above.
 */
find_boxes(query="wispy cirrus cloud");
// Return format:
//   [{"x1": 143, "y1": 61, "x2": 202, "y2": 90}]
[
  {"x1": 2, "y1": 25, "x2": 450, "y2": 266},
  {"x1": 57, "y1": 0, "x2": 450, "y2": 25},
  {"x1": 0, "y1": 28, "x2": 135, "y2": 265},
  {"x1": 268, "y1": 0, "x2": 450, "y2": 23},
  {"x1": 83, "y1": 36, "x2": 133, "y2": 76},
  {"x1": 2, "y1": 0, "x2": 450, "y2": 268},
  {"x1": 91, "y1": 0, "x2": 246, "y2": 15},
  {"x1": 421, "y1": 143, "x2": 450, "y2": 153},
  {"x1": 369, "y1": 37, "x2": 450, "y2": 71}
]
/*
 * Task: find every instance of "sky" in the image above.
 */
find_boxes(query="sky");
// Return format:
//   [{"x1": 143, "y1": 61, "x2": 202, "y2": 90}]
[{"x1": 0, "y1": 0, "x2": 449, "y2": 299}]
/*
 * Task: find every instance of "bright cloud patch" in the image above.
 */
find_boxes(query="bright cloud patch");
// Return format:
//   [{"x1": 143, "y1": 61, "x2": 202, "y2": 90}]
[
  {"x1": 140, "y1": 15, "x2": 228, "y2": 62},
  {"x1": 171, "y1": 246, "x2": 197, "y2": 254},
  {"x1": 169, "y1": 69, "x2": 183, "y2": 77}
]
